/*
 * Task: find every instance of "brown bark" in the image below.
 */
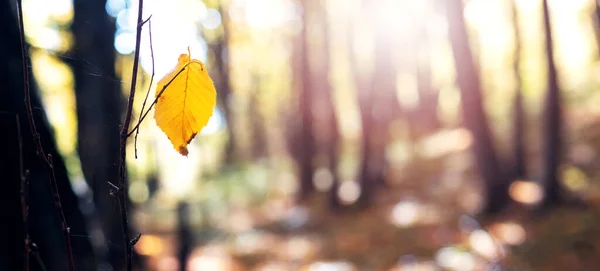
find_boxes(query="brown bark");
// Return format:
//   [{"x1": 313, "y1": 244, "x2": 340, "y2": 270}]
[
  {"x1": 510, "y1": 0, "x2": 526, "y2": 180},
  {"x1": 296, "y1": 0, "x2": 316, "y2": 201},
  {"x1": 211, "y1": 5, "x2": 237, "y2": 165},
  {"x1": 539, "y1": 0, "x2": 562, "y2": 207},
  {"x1": 70, "y1": 0, "x2": 130, "y2": 268},
  {"x1": 311, "y1": 0, "x2": 342, "y2": 209},
  {"x1": 444, "y1": 0, "x2": 509, "y2": 213}
]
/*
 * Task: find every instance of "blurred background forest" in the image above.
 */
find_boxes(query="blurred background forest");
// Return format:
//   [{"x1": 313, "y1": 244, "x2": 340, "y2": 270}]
[{"x1": 4, "y1": 0, "x2": 600, "y2": 270}]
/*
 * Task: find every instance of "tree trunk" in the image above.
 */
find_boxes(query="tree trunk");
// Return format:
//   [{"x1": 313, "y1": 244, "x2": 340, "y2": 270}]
[
  {"x1": 510, "y1": 0, "x2": 526, "y2": 180},
  {"x1": 444, "y1": 0, "x2": 509, "y2": 214},
  {"x1": 592, "y1": 0, "x2": 600, "y2": 59},
  {"x1": 70, "y1": 0, "x2": 138, "y2": 268},
  {"x1": 296, "y1": 0, "x2": 316, "y2": 201},
  {"x1": 249, "y1": 76, "x2": 267, "y2": 160},
  {"x1": 211, "y1": 5, "x2": 237, "y2": 165},
  {"x1": 0, "y1": 1, "x2": 94, "y2": 269},
  {"x1": 355, "y1": 0, "x2": 398, "y2": 207},
  {"x1": 311, "y1": 0, "x2": 342, "y2": 209},
  {"x1": 176, "y1": 202, "x2": 192, "y2": 271},
  {"x1": 539, "y1": 0, "x2": 562, "y2": 207}
]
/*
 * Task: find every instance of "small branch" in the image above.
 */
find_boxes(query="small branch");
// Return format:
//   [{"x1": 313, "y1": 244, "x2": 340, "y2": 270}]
[
  {"x1": 16, "y1": 114, "x2": 29, "y2": 271},
  {"x1": 135, "y1": 18, "x2": 155, "y2": 159},
  {"x1": 118, "y1": 0, "x2": 145, "y2": 269},
  {"x1": 15, "y1": 1, "x2": 75, "y2": 270},
  {"x1": 30, "y1": 243, "x2": 48, "y2": 271},
  {"x1": 126, "y1": 65, "x2": 188, "y2": 137}
]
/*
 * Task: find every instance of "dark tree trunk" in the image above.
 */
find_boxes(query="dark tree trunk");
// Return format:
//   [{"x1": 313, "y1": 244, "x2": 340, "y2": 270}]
[
  {"x1": 539, "y1": 0, "x2": 562, "y2": 207},
  {"x1": 296, "y1": 0, "x2": 316, "y2": 201},
  {"x1": 349, "y1": 14, "x2": 374, "y2": 207},
  {"x1": 249, "y1": 76, "x2": 267, "y2": 160},
  {"x1": 355, "y1": 0, "x2": 398, "y2": 207},
  {"x1": 444, "y1": 0, "x2": 509, "y2": 214},
  {"x1": 176, "y1": 202, "x2": 192, "y2": 271},
  {"x1": 70, "y1": 0, "x2": 138, "y2": 269},
  {"x1": 211, "y1": 5, "x2": 237, "y2": 165},
  {"x1": 510, "y1": 0, "x2": 526, "y2": 180},
  {"x1": 311, "y1": 0, "x2": 342, "y2": 210},
  {"x1": 592, "y1": 0, "x2": 600, "y2": 59},
  {"x1": 0, "y1": 1, "x2": 95, "y2": 270}
]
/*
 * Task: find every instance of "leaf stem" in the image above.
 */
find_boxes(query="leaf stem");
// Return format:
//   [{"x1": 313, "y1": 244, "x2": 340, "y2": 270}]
[{"x1": 126, "y1": 65, "x2": 188, "y2": 137}]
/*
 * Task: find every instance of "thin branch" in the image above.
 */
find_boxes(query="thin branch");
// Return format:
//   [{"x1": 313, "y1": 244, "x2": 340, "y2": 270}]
[
  {"x1": 16, "y1": 114, "x2": 29, "y2": 271},
  {"x1": 126, "y1": 65, "x2": 188, "y2": 137},
  {"x1": 15, "y1": 1, "x2": 75, "y2": 270},
  {"x1": 135, "y1": 18, "x2": 155, "y2": 159},
  {"x1": 118, "y1": 0, "x2": 145, "y2": 269},
  {"x1": 30, "y1": 243, "x2": 48, "y2": 271}
]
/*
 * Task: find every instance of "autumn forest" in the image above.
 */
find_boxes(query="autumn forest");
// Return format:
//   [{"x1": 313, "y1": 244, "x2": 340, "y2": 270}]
[{"x1": 2, "y1": 0, "x2": 600, "y2": 270}]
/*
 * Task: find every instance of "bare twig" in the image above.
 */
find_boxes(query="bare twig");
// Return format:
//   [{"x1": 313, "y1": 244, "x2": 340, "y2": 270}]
[
  {"x1": 135, "y1": 18, "x2": 155, "y2": 159},
  {"x1": 126, "y1": 65, "x2": 188, "y2": 137},
  {"x1": 15, "y1": 1, "x2": 75, "y2": 270},
  {"x1": 30, "y1": 243, "x2": 48, "y2": 271},
  {"x1": 118, "y1": 0, "x2": 145, "y2": 269},
  {"x1": 16, "y1": 114, "x2": 30, "y2": 271}
]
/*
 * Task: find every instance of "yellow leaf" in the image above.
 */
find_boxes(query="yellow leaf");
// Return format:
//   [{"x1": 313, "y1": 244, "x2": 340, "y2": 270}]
[{"x1": 154, "y1": 48, "x2": 217, "y2": 156}]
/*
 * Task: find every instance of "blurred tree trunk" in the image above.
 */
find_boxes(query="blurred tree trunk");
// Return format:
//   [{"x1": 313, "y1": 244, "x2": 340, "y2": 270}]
[
  {"x1": 592, "y1": 0, "x2": 600, "y2": 58},
  {"x1": 510, "y1": 0, "x2": 526, "y2": 180},
  {"x1": 249, "y1": 76, "x2": 267, "y2": 160},
  {"x1": 70, "y1": 0, "x2": 140, "y2": 269},
  {"x1": 413, "y1": 5, "x2": 440, "y2": 140},
  {"x1": 296, "y1": 0, "x2": 317, "y2": 201},
  {"x1": 176, "y1": 202, "x2": 192, "y2": 271},
  {"x1": 349, "y1": 7, "x2": 374, "y2": 207},
  {"x1": 539, "y1": 0, "x2": 562, "y2": 207},
  {"x1": 311, "y1": 0, "x2": 342, "y2": 209},
  {"x1": 355, "y1": 0, "x2": 398, "y2": 207},
  {"x1": 211, "y1": 5, "x2": 237, "y2": 165},
  {"x1": 444, "y1": 0, "x2": 509, "y2": 214},
  {"x1": 0, "y1": 1, "x2": 95, "y2": 270}
]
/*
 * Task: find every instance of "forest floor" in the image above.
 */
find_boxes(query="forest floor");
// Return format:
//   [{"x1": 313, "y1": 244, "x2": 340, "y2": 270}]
[
  {"x1": 138, "y1": 188, "x2": 600, "y2": 271},
  {"x1": 136, "y1": 124, "x2": 600, "y2": 271}
]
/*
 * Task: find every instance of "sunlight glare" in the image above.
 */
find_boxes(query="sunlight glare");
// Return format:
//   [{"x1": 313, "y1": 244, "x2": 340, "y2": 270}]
[
  {"x1": 202, "y1": 8, "x2": 222, "y2": 30},
  {"x1": 308, "y1": 261, "x2": 356, "y2": 271},
  {"x1": 313, "y1": 167, "x2": 334, "y2": 192},
  {"x1": 508, "y1": 180, "x2": 542, "y2": 205},
  {"x1": 156, "y1": 256, "x2": 179, "y2": 271},
  {"x1": 435, "y1": 247, "x2": 475, "y2": 271},
  {"x1": 116, "y1": 8, "x2": 137, "y2": 31},
  {"x1": 189, "y1": 254, "x2": 231, "y2": 271},
  {"x1": 469, "y1": 230, "x2": 501, "y2": 260},
  {"x1": 393, "y1": 258, "x2": 438, "y2": 271},
  {"x1": 561, "y1": 166, "x2": 589, "y2": 192},
  {"x1": 106, "y1": 0, "x2": 126, "y2": 18},
  {"x1": 129, "y1": 181, "x2": 150, "y2": 204},
  {"x1": 490, "y1": 221, "x2": 526, "y2": 246},
  {"x1": 49, "y1": 0, "x2": 72, "y2": 18},
  {"x1": 396, "y1": 73, "x2": 419, "y2": 109},
  {"x1": 36, "y1": 28, "x2": 62, "y2": 51},
  {"x1": 338, "y1": 181, "x2": 361, "y2": 205},
  {"x1": 281, "y1": 236, "x2": 315, "y2": 260},
  {"x1": 135, "y1": 235, "x2": 163, "y2": 256},
  {"x1": 243, "y1": 0, "x2": 298, "y2": 29},
  {"x1": 418, "y1": 128, "x2": 472, "y2": 158},
  {"x1": 390, "y1": 201, "x2": 420, "y2": 228},
  {"x1": 115, "y1": 31, "x2": 136, "y2": 54},
  {"x1": 200, "y1": 108, "x2": 224, "y2": 135}
]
